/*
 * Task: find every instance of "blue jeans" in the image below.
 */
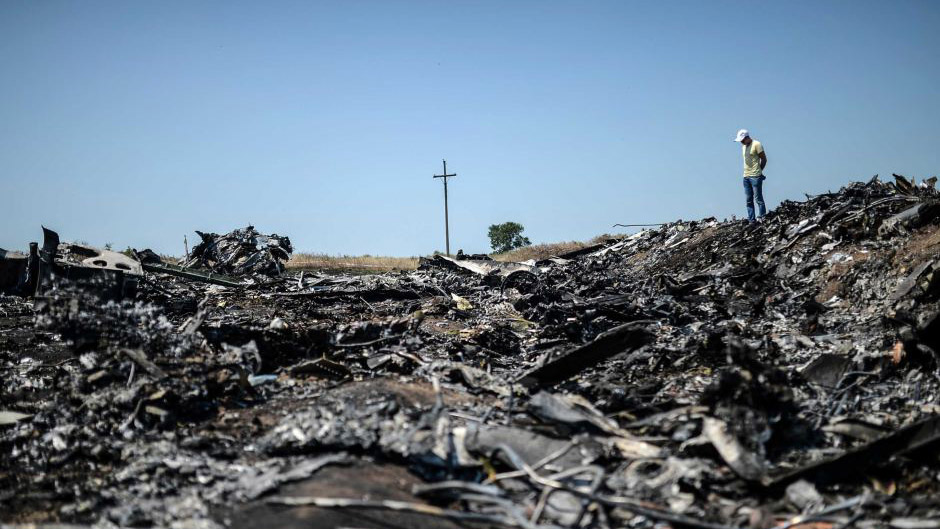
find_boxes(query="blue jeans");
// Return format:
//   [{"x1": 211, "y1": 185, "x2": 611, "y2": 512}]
[{"x1": 743, "y1": 176, "x2": 766, "y2": 222}]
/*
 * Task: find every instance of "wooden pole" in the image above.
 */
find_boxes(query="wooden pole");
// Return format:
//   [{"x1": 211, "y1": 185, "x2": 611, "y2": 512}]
[{"x1": 432, "y1": 159, "x2": 457, "y2": 256}]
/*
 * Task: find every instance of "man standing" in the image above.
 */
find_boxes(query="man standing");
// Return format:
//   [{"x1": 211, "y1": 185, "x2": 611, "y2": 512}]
[{"x1": 733, "y1": 129, "x2": 767, "y2": 223}]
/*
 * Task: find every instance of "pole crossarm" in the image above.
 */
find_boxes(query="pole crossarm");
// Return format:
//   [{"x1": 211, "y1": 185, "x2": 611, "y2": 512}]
[{"x1": 432, "y1": 159, "x2": 456, "y2": 180}]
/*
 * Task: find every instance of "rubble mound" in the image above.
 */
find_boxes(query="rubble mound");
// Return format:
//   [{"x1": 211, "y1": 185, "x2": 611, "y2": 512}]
[
  {"x1": 2, "y1": 175, "x2": 940, "y2": 528},
  {"x1": 183, "y1": 226, "x2": 293, "y2": 277}
]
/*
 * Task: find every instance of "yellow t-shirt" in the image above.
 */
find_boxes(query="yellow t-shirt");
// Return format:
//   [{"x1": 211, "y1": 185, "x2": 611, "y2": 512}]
[{"x1": 742, "y1": 140, "x2": 764, "y2": 177}]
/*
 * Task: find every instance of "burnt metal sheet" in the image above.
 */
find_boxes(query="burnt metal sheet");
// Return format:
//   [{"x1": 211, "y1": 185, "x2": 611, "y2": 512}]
[
  {"x1": 768, "y1": 415, "x2": 940, "y2": 488},
  {"x1": 34, "y1": 227, "x2": 142, "y2": 299},
  {"x1": 140, "y1": 260, "x2": 243, "y2": 288},
  {"x1": 421, "y1": 254, "x2": 534, "y2": 277},
  {"x1": 890, "y1": 260, "x2": 935, "y2": 301},
  {"x1": 516, "y1": 321, "x2": 653, "y2": 388}
]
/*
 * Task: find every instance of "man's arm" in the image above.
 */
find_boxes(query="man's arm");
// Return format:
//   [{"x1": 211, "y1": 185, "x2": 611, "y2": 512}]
[{"x1": 759, "y1": 151, "x2": 767, "y2": 170}]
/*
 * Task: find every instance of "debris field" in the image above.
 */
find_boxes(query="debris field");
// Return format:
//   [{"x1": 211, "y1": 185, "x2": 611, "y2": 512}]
[{"x1": 2, "y1": 175, "x2": 940, "y2": 529}]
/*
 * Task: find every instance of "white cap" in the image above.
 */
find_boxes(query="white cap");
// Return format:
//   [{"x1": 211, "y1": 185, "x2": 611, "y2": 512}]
[{"x1": 733, "y1": 129, "x2": 749, "y2": 142}]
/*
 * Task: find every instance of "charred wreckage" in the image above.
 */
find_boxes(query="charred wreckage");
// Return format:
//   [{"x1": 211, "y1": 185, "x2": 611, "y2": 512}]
[{"x1": 2, "y1": 176, "x2": 940, "y2": 529}]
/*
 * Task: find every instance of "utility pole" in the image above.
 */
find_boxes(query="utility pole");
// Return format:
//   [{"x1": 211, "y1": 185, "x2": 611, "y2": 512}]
[{"x1": 432, "y1": 159, "x2": 457, "y2": 255}]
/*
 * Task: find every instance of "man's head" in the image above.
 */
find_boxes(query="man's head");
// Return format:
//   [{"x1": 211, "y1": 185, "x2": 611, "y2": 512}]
[{"x1": 734, "y1": 129, "x2": 751, "y2": 144}]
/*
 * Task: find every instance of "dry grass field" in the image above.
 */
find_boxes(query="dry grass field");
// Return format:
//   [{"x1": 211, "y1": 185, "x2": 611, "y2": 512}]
[
  {"x1": 285, "y1": 234, "x2": 626, "y2": 273},
  {"x1": 287, "y1": 253, "x2": 420, "y2": 272},
  {"x1": 491, "y1": 234, "x2": 623, "y2": 262}
]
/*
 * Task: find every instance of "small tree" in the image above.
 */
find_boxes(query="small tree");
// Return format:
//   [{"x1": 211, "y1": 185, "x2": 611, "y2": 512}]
[{"x1": 488, "y1": 222, "x2": 531, "y2": 253}]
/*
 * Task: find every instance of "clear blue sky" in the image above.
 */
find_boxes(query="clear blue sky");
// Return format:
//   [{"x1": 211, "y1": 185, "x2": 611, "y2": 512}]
[{"x1": 1, "y1": 1, "x2": 938, "y2": 256}]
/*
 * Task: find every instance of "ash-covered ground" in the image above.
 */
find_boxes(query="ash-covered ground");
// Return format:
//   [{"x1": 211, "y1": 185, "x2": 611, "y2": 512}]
[{"x1": 3, "y1": 176, "x2": 940, "y2": 529}]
